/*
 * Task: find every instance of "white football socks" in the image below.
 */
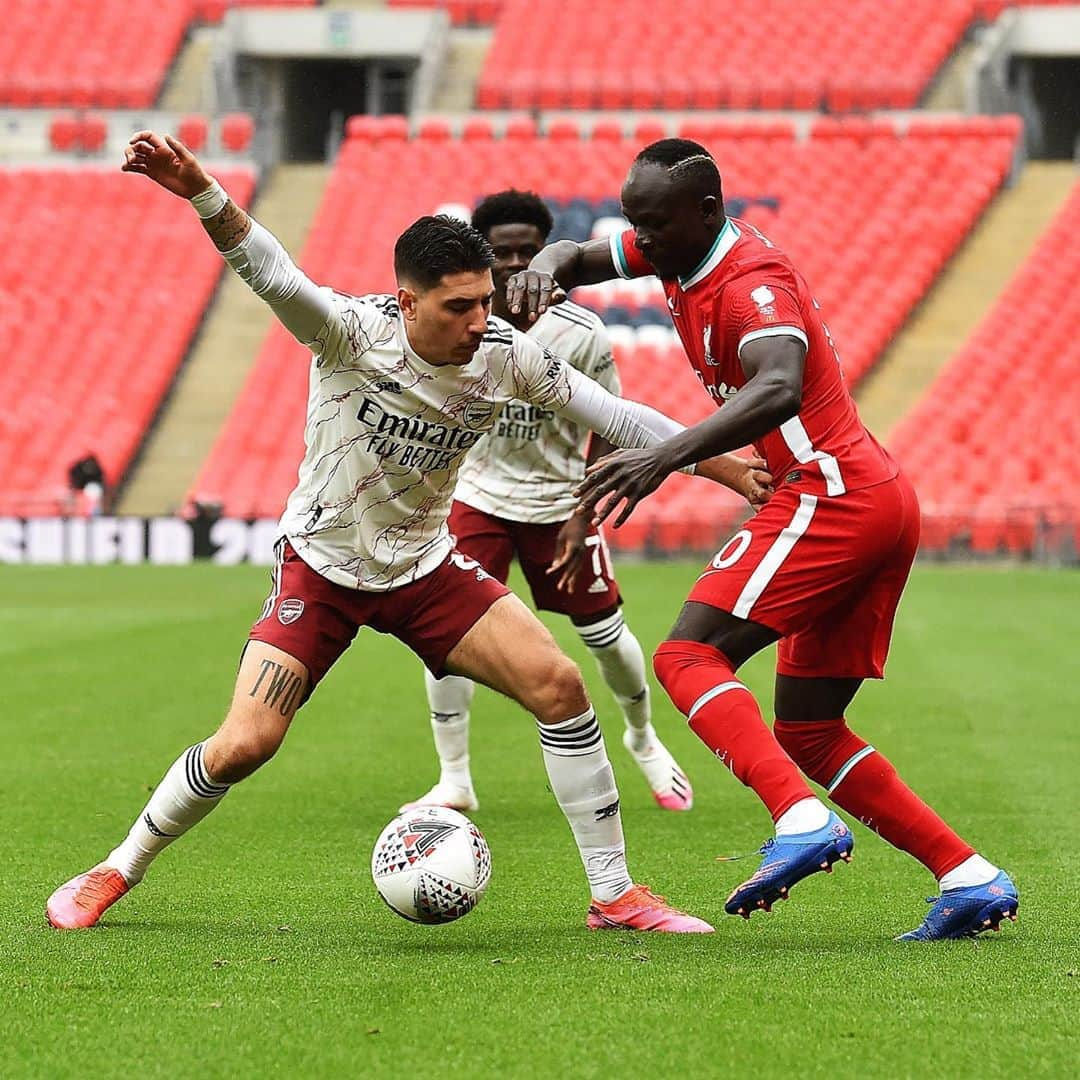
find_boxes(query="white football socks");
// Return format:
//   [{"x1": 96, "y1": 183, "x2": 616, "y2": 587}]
[
  {"x1": 536, "y1": 708, "x2": 633, "y2": 904},
  {"x1": 423, "y1": 670, "x2": 475, "y2": 789},
  {"x1": 938, "y1": 853, "x2": 999, "y2": 891},
  {"x1": 107, "y1": 742, "x2": 230, "y2": 885},
  {"x1": 576, "y1": 611, "x2": 653, "y2": 752},
  {"x1": 774, "y1": 796, "x2": 831, "y2": 837}
]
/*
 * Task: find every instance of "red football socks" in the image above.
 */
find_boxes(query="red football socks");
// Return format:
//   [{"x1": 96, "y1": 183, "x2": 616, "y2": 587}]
[
  {"x1": 773, "y1": 719, "x2": 975, "y2": 878},
  {"x1": 653, "y1": 640, "x2": 813, "y2": 821}
]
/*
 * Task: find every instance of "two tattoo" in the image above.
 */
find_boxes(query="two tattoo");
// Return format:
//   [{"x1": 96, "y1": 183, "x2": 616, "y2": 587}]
[{"x1": 248, "y1": 659, "x2": 304, "y2": 717}]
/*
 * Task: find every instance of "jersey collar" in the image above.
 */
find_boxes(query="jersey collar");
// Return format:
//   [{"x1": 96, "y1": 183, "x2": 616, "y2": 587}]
[{"x1": 678, "y1": 219, "x2": 741, "y2": 291}]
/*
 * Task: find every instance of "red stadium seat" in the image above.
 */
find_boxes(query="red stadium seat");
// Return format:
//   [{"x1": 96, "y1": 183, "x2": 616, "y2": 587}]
[
  {"x1": 345, "y1": 115, "x2": 379, "y2": 142},
  {"x1": 633, "y1": 120, "x2": 668, "y2": 146},
  {"x1": 547, "y1": 119, "x2": 581, "y2": 142},
  {"x1": 504, "y1": 116, "x2": 537, "y2": 141},
  {"x1": 418, "y1": 117, "x2": 453, "y2": 142},
  {"x1": 591, "y1": 120, "x2": 624, "y2": 142},
  {"x1": 49, "y1": 113, "x2": 80, "y2": 153},
  {"x1": 78, "y1": 114, "x2": 108, "y2": 154},
  {"x1": 462, "y1": 117, "x2": 495, "y2": 141},
  {"x1": 220, "y1": 113, "x2": 255, "y2": 153},
  {"x1": 178, "y1": 115, "x2": 209, "y2": 153},
  {"x1": 373, "y1": 115, "x2": 410, "y2": 143}
]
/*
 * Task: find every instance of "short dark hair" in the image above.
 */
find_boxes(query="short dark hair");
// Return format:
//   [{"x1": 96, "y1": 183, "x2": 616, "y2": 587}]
[
  {"x1": 634, "y1": 138, "x2": 723, "y2": 203},
  {"x1": 472, "y1": 189, "x2": 554, "y2": 242},
  {"x1": 394, "y1": 214, "x2": 495, "y2": 290}
]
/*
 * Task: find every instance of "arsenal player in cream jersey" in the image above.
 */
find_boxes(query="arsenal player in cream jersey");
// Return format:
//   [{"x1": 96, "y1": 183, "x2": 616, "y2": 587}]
[{"x1": 405, "y1": 191, "x2": 710, "y2": 816}]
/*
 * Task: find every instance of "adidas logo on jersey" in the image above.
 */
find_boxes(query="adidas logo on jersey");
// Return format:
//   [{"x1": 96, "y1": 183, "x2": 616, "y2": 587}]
[
  {"x1": 374, "y1": 379, "x2": 403, "y2": 394},
  {"x1": 588, "y1": 577, "x2": 609, "y2": 594}
]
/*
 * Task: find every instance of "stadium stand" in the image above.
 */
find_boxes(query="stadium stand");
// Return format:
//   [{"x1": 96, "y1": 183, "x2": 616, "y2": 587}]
[
  {"x1": 889, "y1": 180, "x2": 1080, "y2": 558},
  {"x1": 391, "y1": 0, "x2": 1074, "y2": 33},
  {"x1": 0, "y1": 168, "x2": 255, "y2": 517},
  {"x1": 0, "y1": 1, "x2": 315, "y2": 109},
  {"x1": 477, "y1": 0, "x2": 976, "y2": 112},
  {"x1": 190, "y1": 119, "x2": 1019, "y2": 548}
]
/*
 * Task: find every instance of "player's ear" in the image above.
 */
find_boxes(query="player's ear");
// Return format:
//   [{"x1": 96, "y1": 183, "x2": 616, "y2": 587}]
[
  {"x1": 397, "y1": 285, "x2": 418, "y2": 321},
  {"x1": 701, "y1": 194, "x2": 720, "y2": 223}
]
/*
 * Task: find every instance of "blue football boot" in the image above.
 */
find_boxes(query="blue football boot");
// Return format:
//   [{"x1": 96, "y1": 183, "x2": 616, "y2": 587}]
[
  {"x1": 896, "y1": 870, "x2": 1018, "y2": 941},
  {"x1": 724, "y1": 812, "x2": 854, "y2": 919}
]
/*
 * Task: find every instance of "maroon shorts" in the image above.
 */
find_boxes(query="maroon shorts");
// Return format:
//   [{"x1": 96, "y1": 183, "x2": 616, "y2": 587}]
[
  {"x1": 688, "y1": 473, "x2": 920, "y2": 680},
  {"x1": 449, "y1": 500, "x2": 621, "y2": 618},
  {"x1": 248, "y1": 540, "x2": 510, "y2": 687}
]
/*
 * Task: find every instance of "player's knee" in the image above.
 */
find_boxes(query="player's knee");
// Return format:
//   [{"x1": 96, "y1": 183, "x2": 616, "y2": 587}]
[
  {"x1": 652, "y1": 639, "x2": 716, "y2": 698},
  {"x1": 653, "y1": 639, "x2": 743, "y2": 718},
  {"x1": 204, "y1": 725, "x2": 284, "y2": 784},
  {"x1": 528, "y1": 654, "x2": 589, "y2": 724}
]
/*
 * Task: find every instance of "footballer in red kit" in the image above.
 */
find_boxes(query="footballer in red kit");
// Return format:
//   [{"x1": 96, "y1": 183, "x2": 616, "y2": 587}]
[{"x1": 507, "y1": 138, "x2": 1017, "y2": 941}]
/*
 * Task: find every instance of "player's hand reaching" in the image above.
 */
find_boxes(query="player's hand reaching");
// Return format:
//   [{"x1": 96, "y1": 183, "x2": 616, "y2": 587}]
[
  {"x1": 574, "y1": 446, "x2": 674, "y2": 528},
  {"x1": 505, "y1": 270, "x2": 568, "y2": 322},
  {"x1": 121, "y1": 131, "x2": 212, "y2": 200},
  {"x1": 696, "y1": 454, "x2": 774, "y2": 510},
  {"x1": 547, "y1": 513, "x2": 592, "y2": 592}
]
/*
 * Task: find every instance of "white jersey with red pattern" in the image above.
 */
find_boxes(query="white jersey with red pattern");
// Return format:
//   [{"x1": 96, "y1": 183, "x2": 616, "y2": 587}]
[
  {"x1": 610, "y1": 218, "x2": 897, "y2": 497},
  {"x1": 206, "y1": 197, "x2": 691, "y2": 594},
  {"x1": 455, "y1": 302, "x2": 619, "y2": 524}
]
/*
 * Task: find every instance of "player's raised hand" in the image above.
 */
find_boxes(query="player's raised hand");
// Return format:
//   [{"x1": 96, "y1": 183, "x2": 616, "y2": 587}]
[
  {"x1": 575, "y1": 447, "x2": 673, "y2": 528},
  {"x1": 505, "y1": 270, "x2": 567, "y2": 322},
  {"x1": 121, "y1": 131, "x2": 212, "y2": 200}
]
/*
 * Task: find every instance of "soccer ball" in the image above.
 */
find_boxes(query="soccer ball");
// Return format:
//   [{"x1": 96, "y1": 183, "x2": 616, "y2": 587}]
[{"x1": 371, "y1": 806, "x2": 491, "y2": 924}]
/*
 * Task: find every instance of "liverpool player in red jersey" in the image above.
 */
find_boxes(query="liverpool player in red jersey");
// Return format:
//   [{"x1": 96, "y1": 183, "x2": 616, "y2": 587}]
[{"x1": 508, "y1": 140, "x2": 1017, "y2": 940}]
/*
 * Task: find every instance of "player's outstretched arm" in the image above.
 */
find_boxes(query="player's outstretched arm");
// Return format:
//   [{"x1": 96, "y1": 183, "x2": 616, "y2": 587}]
[
  {"x1": 576, "y1": 337, "x2": 803, "y2": 526},
  {"x1": 121, "y1": 131, "x2": 333, "y2": 346},
  {"x1": 506, "y1": 238, "x2": 617, "y2": 322}
]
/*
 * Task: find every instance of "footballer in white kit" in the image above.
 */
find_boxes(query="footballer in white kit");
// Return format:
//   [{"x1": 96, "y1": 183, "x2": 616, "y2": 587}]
[
  {"x1": 405, "y1": 191, "x2": 694, "y2": 816},
  {"x1": 46, "y1": 131, "x2": 772, "y2": 936}
]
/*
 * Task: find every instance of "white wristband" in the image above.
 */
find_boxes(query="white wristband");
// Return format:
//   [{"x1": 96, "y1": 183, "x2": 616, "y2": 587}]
[{"x1": 191, "y1": 179, "x2": 228, "y2": 219}]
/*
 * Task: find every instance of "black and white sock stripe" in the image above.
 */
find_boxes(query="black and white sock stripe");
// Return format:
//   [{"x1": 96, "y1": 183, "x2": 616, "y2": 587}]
[
  {"x1": 537, "y1": 711, "x2": 603, "y2": 756},
  {"x1": 577, "y1": 613, "x2": 625, "y2": 650},
  {"x1": 184, "y1": 743, "x2": 230, "y2": 799}
]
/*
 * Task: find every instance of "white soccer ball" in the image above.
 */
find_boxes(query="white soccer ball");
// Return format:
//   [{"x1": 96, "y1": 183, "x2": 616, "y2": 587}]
[{"x1": 371, "y1": 806, "x2": 491, "y2": 924}]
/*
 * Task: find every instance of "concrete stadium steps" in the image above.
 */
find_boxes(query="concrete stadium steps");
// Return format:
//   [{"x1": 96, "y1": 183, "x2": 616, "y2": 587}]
[
  {"x1": 116, "y1": 164, "x2": 330, "y2": 515},
  {"x1": 158, "y1": 27, "x2": 218, "y2": 113},
  {"x1": 432, "y1": 29, "x2": 493, "y2": 111},
  {"x1": 857, "y1": 161, "x2": 1078, "y2": 442},
  {"x1": 922, "y1": 40, "x2": 978, "y2": 111}
]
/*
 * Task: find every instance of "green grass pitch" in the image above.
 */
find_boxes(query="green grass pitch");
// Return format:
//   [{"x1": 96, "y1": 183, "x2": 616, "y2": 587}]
[{"x1": 2, "y1": 562, "x2": 1077, "y2": 1077}]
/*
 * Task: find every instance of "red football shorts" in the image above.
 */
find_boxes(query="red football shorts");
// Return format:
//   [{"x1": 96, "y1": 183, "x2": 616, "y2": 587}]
[
  {"x1": 449, "y1": 500, "x2": 621, "y2": 617},
  {"x1": 248, "y1": 540, "x2": 511, "y2": 687},
  {"x1": 688, "y1": 472, "x2": 920, "y2": 679}
]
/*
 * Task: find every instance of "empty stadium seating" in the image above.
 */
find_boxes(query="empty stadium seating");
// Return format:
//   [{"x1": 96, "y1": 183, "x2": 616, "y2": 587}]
[
  {"x1": 478, "y1": 0, "x2": 974, "y2": 112},
  {"x1": 191, "y1": 119, "x2": 1019, "y2": 546},
  {"x1": 0, "y1": 168, "x2": 254, "y2": 517},
  {"x1": 0, "y1": 1, "x2": 315, "y2": 108},
  {"x1": 889, "y1": 180, "x2": 1080, "y2": 558}
]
